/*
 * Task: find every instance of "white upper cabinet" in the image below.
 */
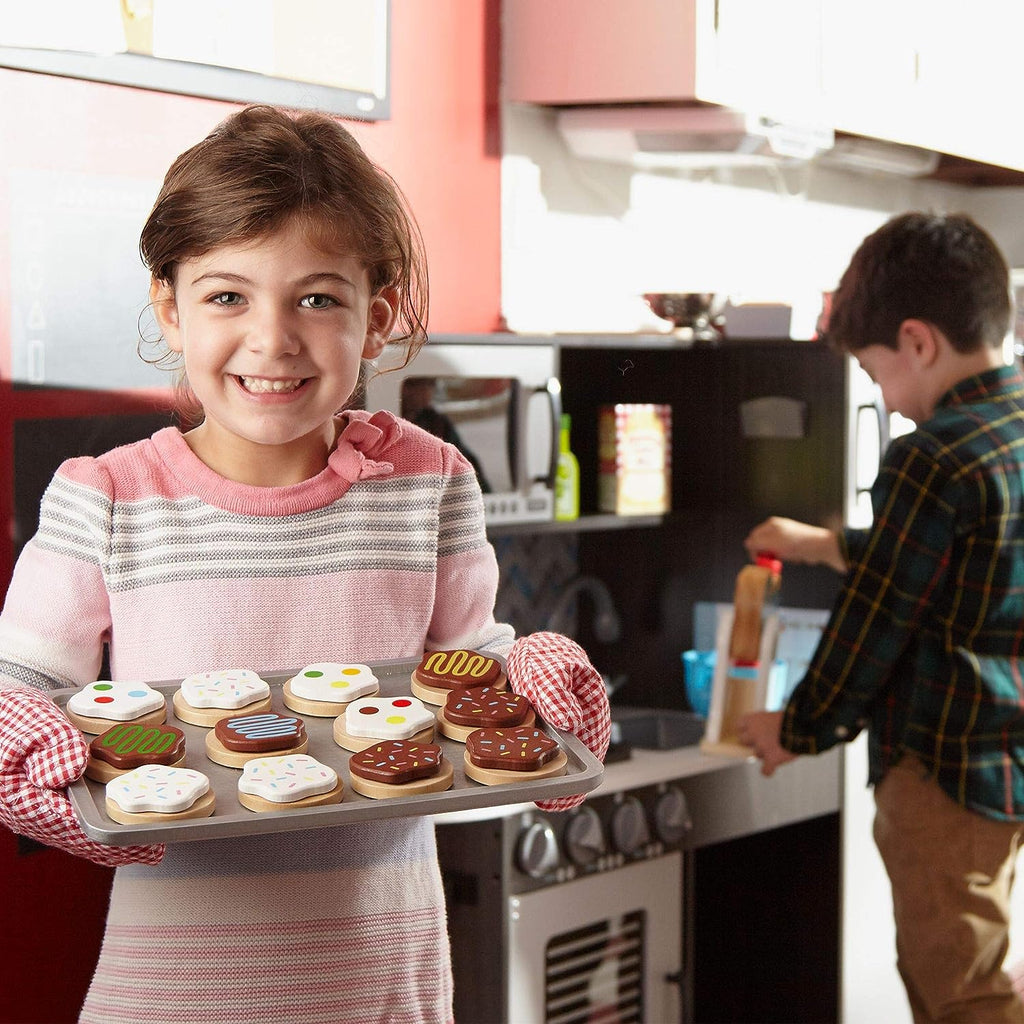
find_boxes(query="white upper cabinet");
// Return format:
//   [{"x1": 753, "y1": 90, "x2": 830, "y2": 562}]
[{"x1": 504, "y1": 0, "x2": 1024, "y2": 172}]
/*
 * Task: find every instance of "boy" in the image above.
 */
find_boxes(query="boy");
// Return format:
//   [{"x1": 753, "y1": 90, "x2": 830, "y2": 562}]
[{"x1": 739, "y1": 211, "x2": 1024, "y2": 1022}]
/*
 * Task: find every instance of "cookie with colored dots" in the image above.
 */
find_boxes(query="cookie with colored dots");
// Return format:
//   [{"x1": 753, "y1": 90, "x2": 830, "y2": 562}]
[
  {"x1": 172, "y1": 669, "x2": 272, "y2": 727},
  {"x1": 282, "y1": 662, "x2": 380, "y2": 717},
  {"x1": 65, "y1": 680, "x2": 166, "y2": 734},
  {"x1": 236, "y1": 754, "x2": 343, "y2": 812},
  {"x1": 105, "y1": 764, "x2": 215, "y2": 823},
  {"x1": 437, "y1": 686, "x2": 535, "y2": 742},
  {"x1": 463, "y1": 726, "x2": 568, "y2": 786},
  {"x1": 86, "y1": 722, "x2": 187, "y2": 783},
  {"x1": 411, "y1": 650, "x2": 506, "y2": 706},
  {"x1": 332, "y1": 696, "x2": 436, "y2": 753},
  {"x1": 205, "y1": 712, "x2": 309, "y2": 768},
  {"x1": 348, "y1": 740, "x2": 454, "y2": 799}
]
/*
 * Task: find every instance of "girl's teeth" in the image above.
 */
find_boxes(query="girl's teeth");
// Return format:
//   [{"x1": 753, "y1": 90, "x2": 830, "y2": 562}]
[{"x1": 240, "y1": 376, "x2": 302, "y2": 393}]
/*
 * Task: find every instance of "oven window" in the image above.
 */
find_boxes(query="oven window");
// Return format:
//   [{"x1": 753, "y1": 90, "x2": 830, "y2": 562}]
[{"x1": 400, "y1": 376, "x2": 515, "y2": 494}]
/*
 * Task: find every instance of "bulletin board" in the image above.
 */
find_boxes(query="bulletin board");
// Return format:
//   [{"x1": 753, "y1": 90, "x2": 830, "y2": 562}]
[{"x1": 0, "y1": 0, "x2": 390, "y2": 119}]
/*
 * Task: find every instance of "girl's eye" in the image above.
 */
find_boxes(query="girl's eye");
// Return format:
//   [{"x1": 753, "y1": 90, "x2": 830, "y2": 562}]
[
  {"x1": 300, "y1": 293, "x2": 338, "y2": 310},
  {"x1": 210, "y1": 292, "x2": 243, "y2": 306}
]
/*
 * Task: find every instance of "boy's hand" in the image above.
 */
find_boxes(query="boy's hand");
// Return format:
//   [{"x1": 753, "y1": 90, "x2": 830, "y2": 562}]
[
  {"x1": 507, "y1": 631, "x2": 611, "y2": 812},
  {"x1": 0, "y1": 686, "x2": 164, "y2": 866},
  {"x1": 744, "y1": 516, "x2": 846, "y2": 573},
  {"x1": 736, "y1": 710, "x2": 798, "y2": 777}
]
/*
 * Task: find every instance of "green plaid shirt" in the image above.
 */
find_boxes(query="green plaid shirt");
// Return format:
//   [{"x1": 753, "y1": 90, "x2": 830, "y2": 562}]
[{"x1": 781, "y1": 363, "x2": 1024, "y2": 820}]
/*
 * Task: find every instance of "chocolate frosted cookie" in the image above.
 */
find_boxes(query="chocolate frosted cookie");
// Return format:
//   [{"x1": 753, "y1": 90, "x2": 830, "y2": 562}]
[
  {"x1": 464, "y1": 726, "x2": 568, "y2": 787},
  {"x1": 438, "y1": 686, "x2": 535, "y2": 742},
  {"x1": 411, "y1": 649, "x2": 506, "y2": 706},
  {"x1": 86, "y1": 723, "x2": 186, "y2": 783},
  {"x1": 348, "y1": 739, "x2": 453, "y2": 799},
  {"x1": 206, "y1": 712, "x2": 308, "y2": 768}
]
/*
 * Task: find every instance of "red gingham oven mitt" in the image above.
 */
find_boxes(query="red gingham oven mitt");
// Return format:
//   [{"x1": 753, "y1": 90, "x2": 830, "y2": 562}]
[
  {"x1": 507, "y1": 632, "x2": 611, "y2": 812},
  {"x1": 0, "y1": 686, "x2": 164, "y2": 866}
]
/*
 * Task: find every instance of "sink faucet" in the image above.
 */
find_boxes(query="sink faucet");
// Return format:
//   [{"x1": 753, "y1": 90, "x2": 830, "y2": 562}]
[{"x1": 545, "y1": 575, "x2": 622, "y2": 644}]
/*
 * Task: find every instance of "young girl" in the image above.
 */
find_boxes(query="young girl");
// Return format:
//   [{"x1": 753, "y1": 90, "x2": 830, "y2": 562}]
[{"x1": 0, "y1": 104, "x2": 609, "y2": 1023}]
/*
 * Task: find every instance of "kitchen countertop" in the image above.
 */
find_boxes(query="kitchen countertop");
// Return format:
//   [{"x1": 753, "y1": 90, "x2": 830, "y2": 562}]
[{"x1": 432, "y1": 742, "x2": 844, "y2": 849}]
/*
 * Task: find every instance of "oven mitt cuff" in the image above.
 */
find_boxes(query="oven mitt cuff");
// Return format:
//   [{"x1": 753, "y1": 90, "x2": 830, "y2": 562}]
[
  {"x1": 0, "y1": 685, "x2": 164, "y2": 867},
  {"x1": 507, "y1": 631, "x2": 611, "y2": 812}
]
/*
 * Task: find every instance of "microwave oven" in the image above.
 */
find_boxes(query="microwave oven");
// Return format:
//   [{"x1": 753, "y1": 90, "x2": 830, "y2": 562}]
[{"x1": 364, "y1": 340, "x2": 561, "y2": 525}]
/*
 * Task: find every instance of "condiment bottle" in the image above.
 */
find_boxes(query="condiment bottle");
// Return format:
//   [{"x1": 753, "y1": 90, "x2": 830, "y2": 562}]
[{"x1": 554, "y1": 413, "x2": 580, "y2": 521}]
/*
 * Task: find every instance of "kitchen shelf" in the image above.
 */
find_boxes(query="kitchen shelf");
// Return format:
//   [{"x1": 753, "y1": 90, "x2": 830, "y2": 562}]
[{"x1": 487, "y1": 512, "x2": 666, "y2": 537}]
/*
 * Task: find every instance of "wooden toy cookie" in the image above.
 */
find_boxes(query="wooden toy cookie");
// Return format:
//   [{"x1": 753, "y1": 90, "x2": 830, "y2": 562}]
[
  {"x1": 410, "y1": 649, "x2": 506, "y2": 706},
  {"x1": 105, "y1": 764, "x2": 215, "y2": 824},
  {"x1": 437, "y1": 686, "x2": 535, "y2": 742},
  {"x1": 205, "y1": 712, "x2": 308, "y2": 768},
  {"x1": 282, "y1": 662, "x2": 379, "y2": 717},
  {"x1": 464, "y1": 726, "x2": 568, "y2": 786},
  {"x1": 333, "y1": 696, "x2": 436, "y2": 752},
  {"x1": 236, "y1": 754, "x2": 343, "y2": 812},
  {"x1": 172, "y1": 669, "x2": 272, "y2": 727},
  {"x1": 348, "y1": 739, "x2": 454, "y2": 799},
  {"x1": 86, "y1": 722, "x2": 187, "y2": 783},
  {"x1": 65, "y1": 680, "x2": 166, "y2": 734}
]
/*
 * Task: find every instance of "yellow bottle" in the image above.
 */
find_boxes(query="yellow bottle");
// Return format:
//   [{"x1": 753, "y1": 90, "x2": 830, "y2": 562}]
[{"x1": 555, "y1": 414, "x2": 580, "y2": 521}]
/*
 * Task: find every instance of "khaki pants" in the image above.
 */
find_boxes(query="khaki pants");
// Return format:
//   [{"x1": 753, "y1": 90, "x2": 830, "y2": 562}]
[{"x1": 873, "y1": 754, "x2": 1024, "y2": 1023}]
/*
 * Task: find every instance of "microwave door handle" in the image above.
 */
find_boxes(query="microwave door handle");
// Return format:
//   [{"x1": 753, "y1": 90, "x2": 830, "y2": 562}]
[{"x1": 537, "y1": 378, "x2": 562, "y2": 488}]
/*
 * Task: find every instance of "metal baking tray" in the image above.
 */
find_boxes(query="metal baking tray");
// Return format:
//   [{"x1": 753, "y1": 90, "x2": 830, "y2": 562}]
[{"x1": 55, "y1": 658, "x2": 604, "y2": 845}]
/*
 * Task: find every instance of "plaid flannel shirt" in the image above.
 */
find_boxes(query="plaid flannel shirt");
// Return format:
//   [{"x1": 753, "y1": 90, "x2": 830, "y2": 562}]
[{"x1": 781, "y1": 363, "x2": 1024, "y2": 820}]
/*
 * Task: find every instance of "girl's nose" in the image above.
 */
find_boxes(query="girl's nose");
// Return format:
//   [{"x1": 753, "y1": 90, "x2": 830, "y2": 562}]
[{"x1": 247, "y1": 305, "x2": 301, "y2": 357}]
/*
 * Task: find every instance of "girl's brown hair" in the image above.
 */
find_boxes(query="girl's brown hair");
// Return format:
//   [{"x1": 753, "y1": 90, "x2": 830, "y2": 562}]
[{"x1": 139, "y1": 104, "x2": 428, "y2": 419}]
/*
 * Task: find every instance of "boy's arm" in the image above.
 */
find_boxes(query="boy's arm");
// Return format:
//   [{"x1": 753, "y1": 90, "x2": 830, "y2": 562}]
[{"x1": 744, "y1": 516, "x2": 847, "y2": 573}]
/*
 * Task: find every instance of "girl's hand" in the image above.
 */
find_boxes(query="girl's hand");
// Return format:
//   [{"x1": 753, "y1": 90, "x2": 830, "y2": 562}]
[
  {"x1": 736, "y1": 710, "x2": 798, "y2": 777},
  {"x1": 0, "y1": 687, "x2": 164, "y2": 866},
  {"x1": 506, "y1": 632, "x2": 611, "y2": 812}
]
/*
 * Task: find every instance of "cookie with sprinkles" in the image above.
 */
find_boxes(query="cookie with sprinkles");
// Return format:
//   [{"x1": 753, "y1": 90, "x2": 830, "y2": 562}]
[
  {"x1": 437, "y1": 686, "x2": 535, "y2": 742},
  {"x1": 411, "y1": 649, "x2": 506, "y2": 706},
  {"x1": 463, "y1": 726, "x2": 568, "y2": 786},
  {"x1": 236, "y1": 754, "x2": 343, "y2": 812},
  {"x1": 105, "y1": 764, "x2": 215, "y2": 824},
  {"x1": 348, "y1": 739, "x2": 454, "y2": 799},
  {"x1": 172, "y1": 669, "x2": 272, "y2": 727},
  {"x1": 205, "y1": 712, "x2": 309, "y2": 768}
]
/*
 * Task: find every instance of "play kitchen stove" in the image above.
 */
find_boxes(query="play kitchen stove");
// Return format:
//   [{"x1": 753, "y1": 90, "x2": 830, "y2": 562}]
[{"x1": 435, "y1": 780, "x2": 692, "y2": 1024}]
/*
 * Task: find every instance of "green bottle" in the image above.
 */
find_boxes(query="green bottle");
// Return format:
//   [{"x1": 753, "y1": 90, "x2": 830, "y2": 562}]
[{"x1": 555, "y1": 413, "x2": 580, "y2": 521}]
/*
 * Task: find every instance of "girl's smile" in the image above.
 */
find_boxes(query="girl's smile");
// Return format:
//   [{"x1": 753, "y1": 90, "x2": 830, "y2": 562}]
[{"x1": 151, "y1": 220, "x2": 395, "y2": 486}]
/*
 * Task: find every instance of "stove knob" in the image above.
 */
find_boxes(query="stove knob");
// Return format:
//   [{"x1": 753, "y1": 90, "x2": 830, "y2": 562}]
[
  {"x1": 563, "y1": 806, "x2": 605, "y2": 867},
  {"x1": 516, "y1": 821, "x2": 560, "y2": 878},
  {"x1": 610, "y1": 796, "x2": 650, "y2": 856},
  {"x1": 654, "y1": 786, "x2": 692, "y2": 845}
]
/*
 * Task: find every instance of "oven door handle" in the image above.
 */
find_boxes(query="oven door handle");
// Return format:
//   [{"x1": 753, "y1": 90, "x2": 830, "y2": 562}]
[{"x1": 536, "y1": 377, "x2": 562, "y2": 488}]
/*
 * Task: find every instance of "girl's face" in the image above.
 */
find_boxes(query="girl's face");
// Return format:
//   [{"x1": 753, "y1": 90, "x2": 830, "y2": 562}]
[{"x1": 151, "y1": 220, "x2": 395, "y2": 486}]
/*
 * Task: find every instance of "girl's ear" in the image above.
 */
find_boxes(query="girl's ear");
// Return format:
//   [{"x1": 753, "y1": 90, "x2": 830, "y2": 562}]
[
  {"x1": 362, "y1": 288, "x2": 399, "y2": 359},
  {"x1": 150, "y1": 278, "x2": 182, "y2": 352}
]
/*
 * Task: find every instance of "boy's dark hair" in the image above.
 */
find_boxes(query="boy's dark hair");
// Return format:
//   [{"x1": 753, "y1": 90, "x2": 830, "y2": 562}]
[{"x1": 826, "y1": 211, "x2": 1011, "y2": 354}]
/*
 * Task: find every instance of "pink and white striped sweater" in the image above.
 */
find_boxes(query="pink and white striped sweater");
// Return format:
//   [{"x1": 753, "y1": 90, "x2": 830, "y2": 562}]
[{"x1": 0, "y1": 410, "x2": 513, "y2": 1024}]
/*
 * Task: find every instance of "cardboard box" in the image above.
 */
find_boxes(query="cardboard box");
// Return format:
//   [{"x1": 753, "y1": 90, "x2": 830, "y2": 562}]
[{"x1": 598, "y1": 404, "x2": 671, "y2": 515}]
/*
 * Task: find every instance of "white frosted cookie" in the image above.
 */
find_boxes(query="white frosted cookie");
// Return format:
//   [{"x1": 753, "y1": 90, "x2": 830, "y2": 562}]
[
  {"x1": 282, "y1": 662, "x2": 379, "y2": 717},
  {"x1": 66, "y1": 681, "x2": 166, "y2": 734},
  {"x1": 105, "y1": 764, "x2": 215, "y2": 823},
  {"x1": 333, "y1": 695, "x2": 436, "y2": 752},
  {"x1": 236, "y1": 754, "x2": 343, "y2": 811},
  {"x1": 172, "y1": 669, "x2": 272, "y2": 727}
]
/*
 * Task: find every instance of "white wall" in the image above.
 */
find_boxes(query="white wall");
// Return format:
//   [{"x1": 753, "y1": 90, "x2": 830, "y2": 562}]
[
  {"x1": 500, "y1": 100, "x2": 1024, "y2": 1022},
  {"x1": 501, "y1": 102, "x2": 1024, "y2": 338}
]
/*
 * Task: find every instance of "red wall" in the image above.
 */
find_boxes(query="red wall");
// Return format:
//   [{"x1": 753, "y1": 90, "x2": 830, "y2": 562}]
[{"x1": 0, "y1": 3, "x2": 499, "y2": 1019}]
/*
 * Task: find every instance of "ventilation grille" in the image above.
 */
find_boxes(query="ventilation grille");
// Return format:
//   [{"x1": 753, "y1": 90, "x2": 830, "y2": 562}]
[{"x1": 544, "y1": 910, "x2": 646, "y2": 1024}]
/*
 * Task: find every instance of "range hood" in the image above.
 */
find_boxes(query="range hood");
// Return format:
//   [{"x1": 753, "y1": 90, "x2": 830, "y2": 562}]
[{"x1": 556, "y1": 105, "x2": 941, "y2": 177}]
